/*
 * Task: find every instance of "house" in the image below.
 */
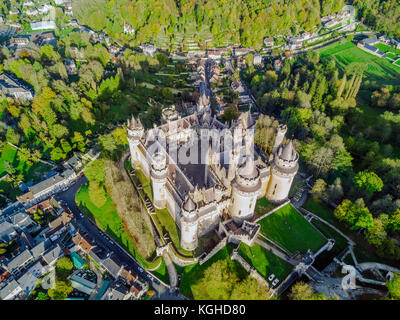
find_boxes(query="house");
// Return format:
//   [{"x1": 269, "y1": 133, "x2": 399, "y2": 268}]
[
  {"x1": 0, "y1": 221, "x2": 17, "y2": 242},
  {"x1": 25, "y1": 8, "x2": 39, "y2": 16},
  {"x1": 123, "y1": 23, "x2": 134, "y2": 35},
  {"x1": 287, "y1": 37, "x2": 303, "y2": 50},
  {"x1": 42, "y1": 244, "x2": 63, "y2": 266},
  {"x1": 72, "y1": 231, "x2": 95, "y2": 254},
  {"x1": 17, "y1": 169, "x2": 77, "y2": 206},
  {"x1": 63, "y1": 2, "x2": 73, "y2": 16},
  {"x1": 263, "y1": 37, "x2": 274, "y2": 47},
  {"x1": 81, "y1": 146, "x2": 100, "y2": 161},
  {"x1": 9, "y1": 8, "x2": 20, "y2": 15},
  {"x1": 9, "y1": 212, "x2": 34, "y2": 229},
  {"x1": 274, "y1": 59, "x2": 282, "y2": 72},
  {"x1": 37, "y1": 3, "x2": 53, "y2": 15},
  {"x1": 101, "y1": 254, "x2": 123, "y2": 279},
  {"x1": 70, "y1": 270, "x2": 96, "y2": 295},
  {"x1": 23, "y1": 0, "x2": 36, "y2": 7},
  {"x1": 231, "y1": 80, "x2": 245, "y2": 94},
  {"x1": 139, "y1": 43, "x2": 157, "y2": 56},
  {"x1": 234, "y1": 47, "x2": 249, "y2": 56},
  {"x1": 325, "y1": 18, "x2": 341, "y2": 29},
  {"x1": 34, "y1": 31, "x2": 57, "y2": 47},
  {"x1": 0, "y1": 74, "x2": 33, "y2": 101},
  {"x1": 253, "y1": 54, "x2": 262, "y2": 65},
  {"x1": 65, "y1": 59, "x2": 78, "y2": 76},
  {"x1": 6, "y1": 250, "x2": 34, "y2": 276},
  {"x1": 8, "y1": 22, "x2": 22, "y2": 29},
  {"x1": 26, "y1": 198, "x2": 53, "y2": 215},
  {"x1": 208, "y1": 50, "x2": 222, "y2": 60},
  {"x1": 109, "y1": 46, "x2": 120, "y2": 55},
  {"x1": 130, "y1": 282, "x2": 146, "y2": 299},
  {"x1": 0, "y1": 279, "x2": 22, "y2": 300},
  {"x1": 54, "y1": 0, "x2": 64, "y2": 5},
  {"x1": 361, "y1": 36, "x2": 378, "y2": 46},
  {"x1": 17, "y1": 271, "x2": 38, "y2": 297},
  {"x1": 101, "y1": 280, "x2": 131, "y2": 300},
  {"x1": 30, "y1": 240, "x2": 51, "y2": 260},
  {"x1": 30, "y1": 20, "x2": 56, "y2": 31}
]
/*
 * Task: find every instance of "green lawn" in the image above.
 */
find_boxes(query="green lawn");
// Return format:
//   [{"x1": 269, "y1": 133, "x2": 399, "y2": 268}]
[
  {"x1": 153, "y1": 208, "x2": 193, "y2": 256},
  {"x1": 179, "y1": 244, "x2": 247, "y2": 300},
  {"x1": 258, "y1": 204, "x2": 326, "y2": 254},
  {"x1": 0, "y1": 144, "x2": 50, "y2": 182},
  {"x1": 75, "y1": 183, "x2": 160, "y2": 269},
  {"x1": 254, "y1": 197, "x2": 276, "y2": 217},
  {"x1": 238, "y1": 242, "x2": 292, "y2": 284},
  {"x1": 150, "y1": 257, "x2": 169, "y2": 284},
  {"x1": 375, "y1": 43, "x2": 400, "y2": 56},
  {"x1": 318, "y1": 41, "x2": 400, "y2": 86}
]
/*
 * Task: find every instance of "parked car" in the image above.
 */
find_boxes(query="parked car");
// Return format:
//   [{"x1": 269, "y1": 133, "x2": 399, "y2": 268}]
[
  {"x1": 268, "y1": 274, "x2": 275, "y2": 281},
  {"x1": 272, "y1": 279, "x2": 279, "y2": 287}
]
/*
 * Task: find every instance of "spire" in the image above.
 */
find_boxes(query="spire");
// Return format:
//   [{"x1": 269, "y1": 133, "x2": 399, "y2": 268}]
[
  {"x1": 280, "y1": 140, "x2": 295, "y2": 161},
  {"x1": 183, "y1": 195, "x2": 196, "y2": 213}
]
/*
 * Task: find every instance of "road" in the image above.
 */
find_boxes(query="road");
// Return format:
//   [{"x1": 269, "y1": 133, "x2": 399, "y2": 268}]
[{"x1": 56, "y1": 175, "x2": 184, "y2": 300}]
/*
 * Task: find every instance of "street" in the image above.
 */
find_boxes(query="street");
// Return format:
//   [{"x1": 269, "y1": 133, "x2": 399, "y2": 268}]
[{"x1": 56, "y1": 175, "x2": 185, "y2": 300}]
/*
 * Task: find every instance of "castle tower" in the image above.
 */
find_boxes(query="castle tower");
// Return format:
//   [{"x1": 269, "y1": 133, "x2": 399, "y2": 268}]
[
  {"x1": 230, "y1": 156, "x2": 261, "y2": 224},
  {"x1": 127, "y1": 116, "x2": 144, "y2": 166},
  {"x1": 180, "y1": 195, "x2": 199, "y2": 251},
  {"x1": 272, "y1": 124, "x2": 287, "y2": 153},
  {"x1": 266, "y1": 140, "x2": 299, "y2": 203},
  {"x1": 150, "y1": 152, "x2": 168, "y2": 209}
]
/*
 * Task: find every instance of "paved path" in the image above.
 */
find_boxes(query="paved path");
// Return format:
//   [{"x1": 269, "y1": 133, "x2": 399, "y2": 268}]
[{"x1": 89, "y1": 262, "x2": 104, "y2": 300}]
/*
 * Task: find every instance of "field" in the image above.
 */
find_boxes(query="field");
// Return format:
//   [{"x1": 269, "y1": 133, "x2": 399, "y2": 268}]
[
  {"x1": 150, "y1": 257, "x2": 169, "y2": 284},
  {"x1": 375, "y1": 43, "x2": 400, "y2": 56},
  {"x1": 75, "y1": 183, "x2": 160, "y2": 269},
  {"x1": 179, "y1": 244, "x2": 247, "y2": 300},
  {"x1": 318, "y1": 41, "x2": 400, "y2": 86},
  {"x1": 0, "y1": 144, "x2": 50, "y2": 181},
  {"x1": 254, "y1": 197, "x2": 276, "y2": 218},
  {"x1": 238, "y1": 242, "x2": 292, "y2": 284},
  {"x1": 258, "y1": 204, "x2": 326, "y2": 254}
]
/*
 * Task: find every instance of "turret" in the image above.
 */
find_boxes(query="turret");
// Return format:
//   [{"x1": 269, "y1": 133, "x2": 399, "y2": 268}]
[
  {"x1": 150, "y1": 152, "x2": 168, "y2": 209},
  {"x1": 127, "y1": 116, "x2": 144, "y2": 165},
  {"x1": 266, "y1": 140, "x2": 299, "y2": 203},
  {"x1": 272, "y1": 124, "x2": 287, "y2": 153},
  {"x1": 180, "y1": 195, "x2": 199, "y2": 251},
  {"x1": 230, "y1": 156, "x2": 261, "y2": 224}
]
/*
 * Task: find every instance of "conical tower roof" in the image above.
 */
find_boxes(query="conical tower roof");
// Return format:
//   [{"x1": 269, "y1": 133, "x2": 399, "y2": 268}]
[
  {"x1": 183, "y1": 195, "x2": 196, "y2": 213},
  {"x1": 280, "y1": 140, "x2": 295, "y2": 161}
]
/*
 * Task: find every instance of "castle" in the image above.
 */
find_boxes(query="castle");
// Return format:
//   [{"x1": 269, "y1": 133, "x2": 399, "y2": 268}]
[{"x1": 127, "y1": 93, "x2": 298, "y2": 251}]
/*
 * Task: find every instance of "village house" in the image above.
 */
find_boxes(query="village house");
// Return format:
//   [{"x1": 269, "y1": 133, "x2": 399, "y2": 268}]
[
  {"x1": 263, "y1": 37, "x2": 274, "y2": 47},
  {"x1": 30, "y1": 20, "x2": 56, "y2": 31},
  {"x1": 0, "y1": 73, "x2": 34, "y2": 101},
  {"x1": 253, "y1": 54, "x2": 262, "y2": 65},
  {"x1": 234, "y1": 47, "x2": 249, "y2": 56},
  {"x1": 123, "y1": 23, "x2": 135, "y2": 35},
  {"x1": 17, "y1": 169, "x2": 77, "y2": 206},
  {"x1": 65, "y1": 59, "x2": 78, "y2": 75}
]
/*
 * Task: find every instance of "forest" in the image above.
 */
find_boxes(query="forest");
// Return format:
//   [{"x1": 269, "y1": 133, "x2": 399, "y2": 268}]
[{"x1": 246, "y1": 45, "x2": 400, "y2": 264}]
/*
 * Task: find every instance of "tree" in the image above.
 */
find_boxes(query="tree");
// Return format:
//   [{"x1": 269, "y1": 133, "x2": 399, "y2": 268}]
[
  {"x1": 6, "y1": 126, "x2": 20, "y2": 145},
  {"x1": 289, "y1": 281, "x2": 332, "y2": 300},
  {"x1": 56, "y1": 257, "x2": 74, "y2": 276},
  {"x1": 48, "y1": 280, "x2": 73, "y2": 300},
  {"x1": 353, "y1": 171, "x2": 384, "y2": 195},
  {"x1": 85, "y1": 159, "x2": 105, "y2": 183},
  {"x1": 36, "y1": 292, "x2": 49, "y2": 300},
  {"x1": 312, "y1": 179, "x2": 326, "y2": 195},
  {"x1": 365, "y1": 218, "x2": 387, "y2": 247},
  {"x1": 386, "y1": 273, "x2": 400, "y2": 300}
]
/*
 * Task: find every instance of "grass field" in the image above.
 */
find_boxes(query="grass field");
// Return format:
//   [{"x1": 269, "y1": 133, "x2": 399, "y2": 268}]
[
  {"x1": 254, "y1": 197, "x2": 276, "y2": 217},
  {"x1": 258, "y1": 204, "x2": 326, "y2": 254},
  {"x1": 75, "y1": 183, "x2": 160, "y2": 269},
  {"x1": 179, "y1": 244, "x2": 247, "y2": 300},
  {"x1": 0, "y1": 144, "x2": 50, "y2": 181},
  {"x1": 318, "y1": 41, "x2": 400, "y2": 86},
  {"x1": 238, "y1": 242, "x2": 292, "y2": 284},
  {"x1": 150, "y1": 257, "x2": 169, "y2": 284},
  {"x1": 375, "y1": 43, "x2": 400, "y2": 56}
]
